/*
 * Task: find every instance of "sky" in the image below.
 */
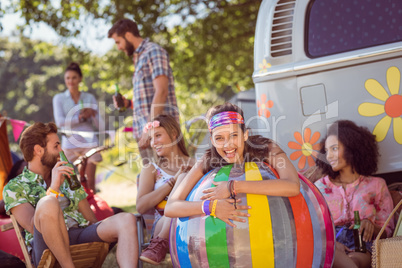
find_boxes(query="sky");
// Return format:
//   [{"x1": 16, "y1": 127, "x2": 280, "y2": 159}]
[
  {"x1": 1, "y1": 11, "x2": 115, "y2": 55},
  {"x1": 0, "y1": 0, "x2": 198, "y2": 56}
]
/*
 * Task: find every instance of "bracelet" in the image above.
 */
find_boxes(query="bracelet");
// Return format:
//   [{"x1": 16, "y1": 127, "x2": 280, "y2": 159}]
[
  {"x1": 227, "y1": 180, "x2": 237, "y2": 209},
  {"x1": 203, "y1": 200, "x2": 211, "y2": 215},
  {"x1": 46, "y1": 187, "x2": 64, "y2": 199},
  {"x1": 233, "y1": 181, "x2": 237, "y2": 195},
  {"x1": 201, "y1": 200, "x2": 206, "y2": 214},
  {"x1": 210, "y1": 200, "x2": 218, "y2": 218},
  {"x1": 167, "y1": 178, "x2": 175, "y2": 188}
]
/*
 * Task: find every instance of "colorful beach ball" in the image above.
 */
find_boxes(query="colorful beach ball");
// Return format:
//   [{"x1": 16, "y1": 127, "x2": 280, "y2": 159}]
[{"x1": 170, "y1": 162, "x2": 335, "y2": 268}]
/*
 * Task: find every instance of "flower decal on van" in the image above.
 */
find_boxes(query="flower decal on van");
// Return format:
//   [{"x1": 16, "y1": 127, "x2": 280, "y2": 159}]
[
  {"x1": 258, "y1": 59, "x2": 272, "y2": 73},
  {"x1": 257, "y1": 94, "x2": 274, "y2": 118},
  {"x1": 288, "y1": 128, "x2": 321, "y2": 170},
  {"x1": 358, "y1": 66, "x2": 402, "y2": 144}
]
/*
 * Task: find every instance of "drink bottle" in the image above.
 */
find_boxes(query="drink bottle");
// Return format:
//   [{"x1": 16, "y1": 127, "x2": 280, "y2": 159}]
[
  {"x1": 79, "y1": 99, "x2": 87, "y2": 122},
  {"x1": 114, "y1": 84, "x2": 126, "y2": 112},
  {"x1": 353, "y1": 211, "x2": 366, "y2": 253},
  {"x1": 59, "y1": 151, "x2": 81, "y2": 190}
]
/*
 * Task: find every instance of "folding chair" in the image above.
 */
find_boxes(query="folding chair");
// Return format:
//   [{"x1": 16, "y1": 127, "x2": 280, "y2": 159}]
[{"x1": 10, "y1": 215, "x2": 109, "y2": 268}]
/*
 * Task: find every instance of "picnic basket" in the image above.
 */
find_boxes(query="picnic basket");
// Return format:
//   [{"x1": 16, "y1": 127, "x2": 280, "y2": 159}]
[{"x1": 372, "y1": 199, "x2": 402, "y2": 268}]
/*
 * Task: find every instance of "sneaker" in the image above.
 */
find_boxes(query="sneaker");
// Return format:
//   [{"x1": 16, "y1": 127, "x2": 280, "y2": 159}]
[{"x1": 139, "y1": 236, "x2": 169, "y2": 265}]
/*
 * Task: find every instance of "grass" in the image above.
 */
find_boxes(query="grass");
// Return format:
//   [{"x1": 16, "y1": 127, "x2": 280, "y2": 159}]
[
  {"x1": 102, "y1": 244, "x2": 173, "y2": 268},
  {"x1": 96, "y1": 155, "x2": 173, "y2": 267}
]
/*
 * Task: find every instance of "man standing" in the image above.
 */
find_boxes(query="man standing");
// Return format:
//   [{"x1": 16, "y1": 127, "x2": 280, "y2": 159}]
[
  {"x1": 108, "y1": 19, "x2": 180, "y2": 163},
  {"x1": 3, "y1": 122, "x2": 138, "y2": 268}
]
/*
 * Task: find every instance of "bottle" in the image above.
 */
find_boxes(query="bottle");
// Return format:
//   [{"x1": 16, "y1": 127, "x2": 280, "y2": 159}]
[
  {"x1": 79, "y1": 99, "x2": 87, "y2": 122},
  {"x1": 59, "y1": 151, "x2": 81, "y2": 190},
  {"x1": 353, "y1": 211, "x2": 366, "y2": 253},
  {"x1": 114, "y1": 83, "x2": 126, "y2": 112}
]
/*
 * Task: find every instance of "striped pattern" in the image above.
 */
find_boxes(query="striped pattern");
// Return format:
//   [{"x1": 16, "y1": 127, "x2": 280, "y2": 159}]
[{"x1": 170, "y1": 162, "x2": 334, "y2": 267}]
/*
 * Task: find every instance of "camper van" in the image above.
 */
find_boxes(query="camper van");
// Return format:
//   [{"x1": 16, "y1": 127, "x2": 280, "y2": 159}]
[{"x1": 252, "y1": 0, "x2": 402, "y2": 183}]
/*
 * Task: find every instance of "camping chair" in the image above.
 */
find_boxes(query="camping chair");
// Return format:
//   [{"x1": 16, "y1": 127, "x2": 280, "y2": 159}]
[
  {"x1": 10, "y1": 215, "x2": 109, "y2": 268},
  {"x1": 135, "y1": 172, "x2": 157, "y2": 268}
]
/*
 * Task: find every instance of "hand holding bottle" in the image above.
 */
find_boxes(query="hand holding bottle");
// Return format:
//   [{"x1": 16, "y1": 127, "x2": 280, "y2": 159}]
[
  {"x1": 360, "y1": 219, "x2": 375, "y2": 242},
  {"x1": 113, "y1": 84, "x2": 128, "y2": 112},
  {"x1": 59, "y1": 151, "x2": 81, "y2": 190},
  {"x1": 51, "y1": 161, "x2": 74, "y2": 191}
]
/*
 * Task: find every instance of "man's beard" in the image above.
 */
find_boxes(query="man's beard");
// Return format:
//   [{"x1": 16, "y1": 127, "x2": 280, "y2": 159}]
[
  {"x1": 41, "y1": 148, "x2": 58, "y2": 168},
  {"x1": 124, "y1": 37, "x2": 135, "y2": 57}
]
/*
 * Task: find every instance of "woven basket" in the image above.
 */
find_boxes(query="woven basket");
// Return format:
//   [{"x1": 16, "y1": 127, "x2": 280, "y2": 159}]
[{"x1": 372, "y1": 199, "x2": 402, "y2": 268}]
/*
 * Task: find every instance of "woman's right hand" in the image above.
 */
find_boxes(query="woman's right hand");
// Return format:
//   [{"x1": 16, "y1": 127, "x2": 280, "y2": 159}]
[{"x1": 214, "y1": 199, "x2": 250, "y2": 227}]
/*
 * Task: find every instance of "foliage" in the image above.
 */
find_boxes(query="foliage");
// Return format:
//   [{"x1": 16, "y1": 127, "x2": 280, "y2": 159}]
[
  {"x1": 2, "y1": 0, "x2": 260, "y2": 95},
  {"x1": 0, "y1": 0, "x2": 261, "y2": 162}
]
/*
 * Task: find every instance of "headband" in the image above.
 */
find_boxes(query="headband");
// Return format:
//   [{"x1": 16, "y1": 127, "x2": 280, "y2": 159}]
[
  {"x1": 143, "y1": 120, "x2": 160, "y2": 133},
  {"x1": 208, "y1": 111, "x2": 244, "y2": 132}
]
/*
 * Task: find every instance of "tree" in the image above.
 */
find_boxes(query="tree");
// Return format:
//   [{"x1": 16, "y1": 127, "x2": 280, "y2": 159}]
[{"x1": 3, "y1": 0, "x2": 261, "y2": 96}]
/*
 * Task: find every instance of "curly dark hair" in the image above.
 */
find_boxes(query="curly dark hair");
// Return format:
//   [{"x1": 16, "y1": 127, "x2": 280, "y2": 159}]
[
  {"x1": 315, "y1": 120, "x2": 379, "y2": 178},
  {"x1": 203, "y1": 102, "x2": 275, "y2": 174}
]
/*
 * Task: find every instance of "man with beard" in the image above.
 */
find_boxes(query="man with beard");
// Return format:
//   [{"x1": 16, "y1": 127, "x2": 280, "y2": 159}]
[
  {"x1": 108, "y1": 18, "x2": 179, "y2": 164},
  {"x1": 2, "y1": 122, "x2": 139, "y2": 268}
]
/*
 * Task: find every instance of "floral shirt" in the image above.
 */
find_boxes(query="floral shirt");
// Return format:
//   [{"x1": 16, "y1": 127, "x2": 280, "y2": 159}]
[
  {"x1": 315, "y1": 175, "x2": 394, "y2": 237},
  {"x1": 3, "y1": 167, "x2": 89, "y2": 250}
]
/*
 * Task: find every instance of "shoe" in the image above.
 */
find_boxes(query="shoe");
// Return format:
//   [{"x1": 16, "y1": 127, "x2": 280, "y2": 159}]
[{"x1": 139, "y1": 236, "x2": 169, "y2": 265}]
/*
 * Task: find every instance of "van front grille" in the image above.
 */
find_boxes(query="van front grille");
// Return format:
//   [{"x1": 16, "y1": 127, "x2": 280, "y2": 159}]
[{"x1": 271, "y1": 0, "x2": 296, "y2": 57}]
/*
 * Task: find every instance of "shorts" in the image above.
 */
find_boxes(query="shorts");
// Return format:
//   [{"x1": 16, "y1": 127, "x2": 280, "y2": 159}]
[
  {"x1": 335, "y1": 225, "x2": 373, "y2": 254},
  {"x1": 64, "y1": 147, "x2": 103, "y2": 163},
  {"x1": 31, "y1": 222, "x2": 103, "y2": 267}
]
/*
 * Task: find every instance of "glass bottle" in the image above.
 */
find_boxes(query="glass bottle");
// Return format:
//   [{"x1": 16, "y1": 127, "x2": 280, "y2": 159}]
[
  {"x1": 114, "y1": 83, "x2": 126, "y2": 112},
  {"x1": 79, "y1": 99, "x2": 86, "y2": 122},
  {"x1": 353, "y1": 210, "x2": 366, "y2": 253},
  {"x1": 59, "y1": 151, "x2": 81, "y2": 190}
]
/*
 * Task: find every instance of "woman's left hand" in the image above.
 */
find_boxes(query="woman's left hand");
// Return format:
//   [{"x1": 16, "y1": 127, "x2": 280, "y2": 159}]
[
  {"x1": 201, "y1": 181, "x2": 230, "y2": 200},
  {"x1": 360, "y1": 219, "x2": 375, "y2": 242}
]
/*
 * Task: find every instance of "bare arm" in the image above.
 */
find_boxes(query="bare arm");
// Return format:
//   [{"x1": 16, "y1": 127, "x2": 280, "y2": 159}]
[
  {"x1": 164, "y1": 160, "x2": 205, "y2": 218},
  {"x1": 78, "y1": 198, "x2": 98, "y2": 224},
  {"x1": 236, "y1": 144, "x2": 300, "y2": 197},
  {"x1": 201, "y1": 144, "x2": 300, "y2": 200},
  {"x1": 10, "y1": 203, "x2": 36, "y2": 234},
  {"x1": 136, "y1": 164, "x2": 172, "y2": 214},
  {"x1": 150, "y1": 75, "x2": 169, "y2": 118}
]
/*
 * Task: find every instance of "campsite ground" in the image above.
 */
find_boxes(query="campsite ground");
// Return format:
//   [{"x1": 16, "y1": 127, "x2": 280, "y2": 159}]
[{"x1": 96, "y1": 168, "x2": 173, "y2": 267}]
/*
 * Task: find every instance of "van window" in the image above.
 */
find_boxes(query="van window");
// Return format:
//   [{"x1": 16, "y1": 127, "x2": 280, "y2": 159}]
[{"x1": 306, "y1": 0, "x2": 402, "y2": 58}]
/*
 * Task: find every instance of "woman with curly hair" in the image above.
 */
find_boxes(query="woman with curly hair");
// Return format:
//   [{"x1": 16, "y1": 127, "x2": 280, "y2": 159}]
[{"x1": 315, "y1": 120, "x2": 394, "y2": 268}]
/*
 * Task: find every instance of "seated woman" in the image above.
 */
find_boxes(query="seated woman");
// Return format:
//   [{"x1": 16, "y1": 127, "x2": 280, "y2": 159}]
[
  {"x1": 165, "y1": 103, "x2": 299, "y2": 226},
  {"x1": 136, "y1": 114, "x2": 195, "y2": 265},
  {"x1": 315, "y1": 120, "x2": 394, "y2": 268}
]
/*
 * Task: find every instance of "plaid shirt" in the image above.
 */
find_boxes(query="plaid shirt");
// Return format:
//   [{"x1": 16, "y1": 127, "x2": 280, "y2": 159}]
[
  {"x1": 132, "y1": 38, "x2": 179, "y2": 139},
  {"x1": 3, "y1": 167, "x2": 89, "y2": 250}
]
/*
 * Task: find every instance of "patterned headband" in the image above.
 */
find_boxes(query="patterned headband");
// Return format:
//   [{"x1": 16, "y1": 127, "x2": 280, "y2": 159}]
[
  {"x1": 143, "y1": 120, "x2": 160, "y2": 133},
  {"x1": 208, "y1": 111, "x2": 244, "y2": 132}
]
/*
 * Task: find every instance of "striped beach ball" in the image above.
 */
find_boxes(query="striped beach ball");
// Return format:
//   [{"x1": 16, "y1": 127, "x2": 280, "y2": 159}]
[{"x1": 169, "y1": 162, "x2": 335, "y2": 268}]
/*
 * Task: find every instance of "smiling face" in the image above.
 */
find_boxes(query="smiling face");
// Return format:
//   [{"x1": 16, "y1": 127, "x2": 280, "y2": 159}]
[
  {"x1": 325, "y1": 135, "x2": 350, "y2": 172},
  {"x1": 211, "y1": 124, "x2": 248, "y2": 164},
  {"x1": 40, "y1": 133, "x2": 62, "y2": 168},
  {"x1": 64, "y1": 70, "x2": 82, "y2": 91},
  {"x1": 150, "y1": 127, "x2": 176, "y2": 157}
]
